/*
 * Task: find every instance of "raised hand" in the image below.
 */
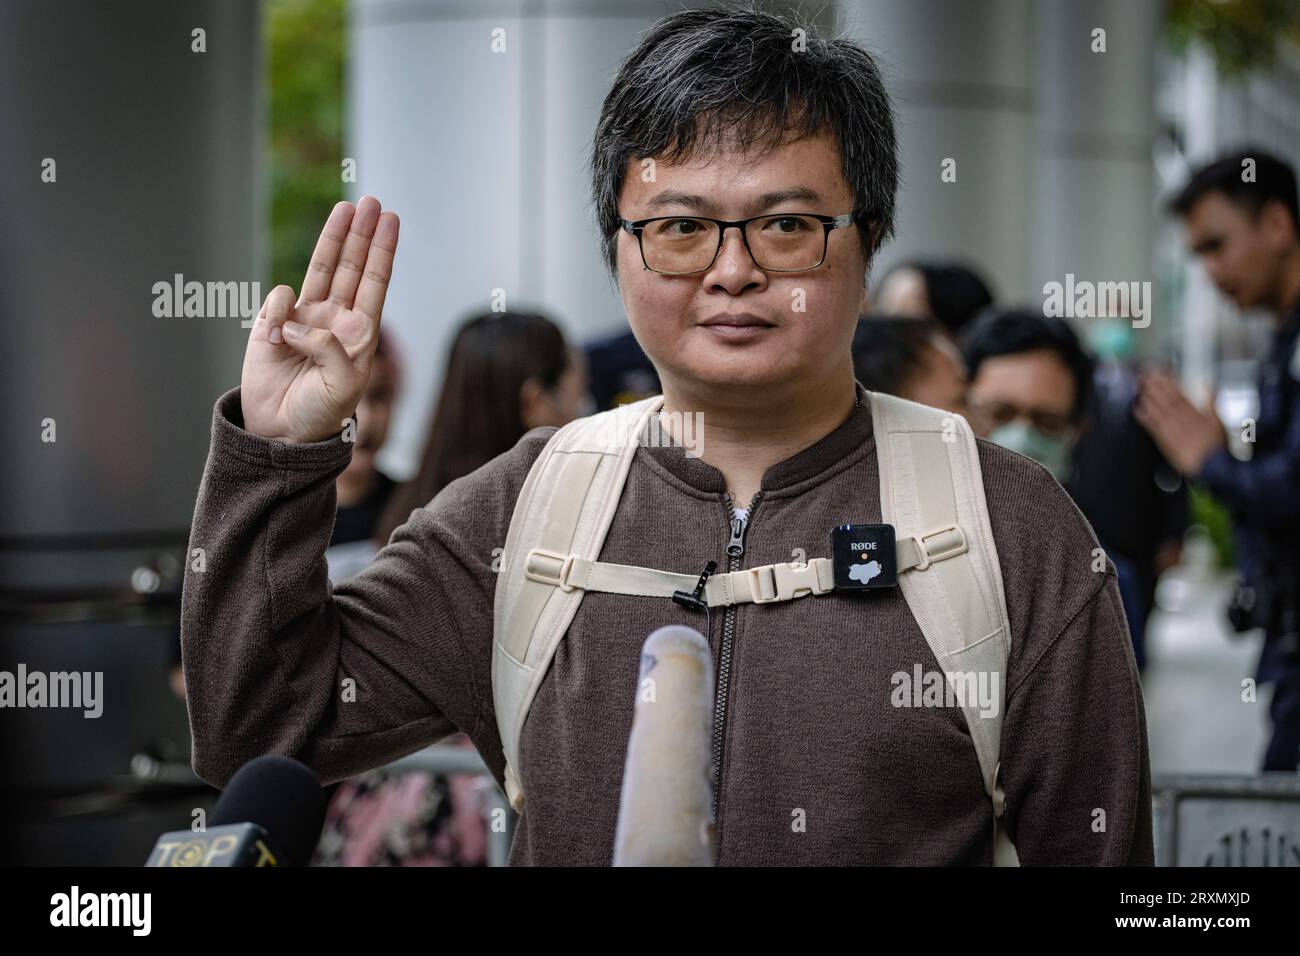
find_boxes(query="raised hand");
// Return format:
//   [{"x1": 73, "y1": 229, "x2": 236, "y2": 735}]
[
  {"x1": 240, "y1": 195, "x2": 400, "y2": 443},
  {"x1": 1134, "y1": 369, "x2": 1226, "y2": 476}
]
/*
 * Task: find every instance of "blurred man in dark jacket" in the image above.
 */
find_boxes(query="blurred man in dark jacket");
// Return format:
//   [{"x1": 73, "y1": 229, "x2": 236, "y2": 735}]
[
  {"x1": 1137, "y1": 148, "x2": 1300, "y2": 771},
  {"x1": 1072, "y1": 319, "x2": 1188, "y2": 671}
]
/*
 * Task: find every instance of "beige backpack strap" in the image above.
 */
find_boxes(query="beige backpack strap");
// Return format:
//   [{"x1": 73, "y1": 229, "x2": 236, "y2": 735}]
[
  {"x1": 523, "y1": 532, "x2": 967, "y2": 608},
  {"x1": 491, "y1": 395, "x2": 664, "y2": 813},
  {"x1": 867, "y1": 390, "x2": 1019, "y2": 866}
]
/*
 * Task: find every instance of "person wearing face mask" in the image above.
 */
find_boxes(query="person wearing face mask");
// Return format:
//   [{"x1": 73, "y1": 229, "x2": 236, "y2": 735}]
[
  {"x1": 961, "y1": 311, "x2": 1145, "y2": 647},
  {"x1": 962, "y1": 309, "x2": 1094, "y2": 483}
]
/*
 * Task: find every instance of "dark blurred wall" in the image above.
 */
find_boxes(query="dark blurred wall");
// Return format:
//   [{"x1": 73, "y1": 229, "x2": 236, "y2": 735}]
[
  {"x1": 0, "y1": 0, "x2": 256, "y2": 555},
  {"x1": 0, "y1": 0, "x2": 260, "y2": 863}
]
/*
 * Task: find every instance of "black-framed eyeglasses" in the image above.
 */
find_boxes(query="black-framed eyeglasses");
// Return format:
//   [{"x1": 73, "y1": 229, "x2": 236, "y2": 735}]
[
  {"x1": 619, "y1": 212, "x2": 855, "y2": 275},
  {"x1": 966, "y1": 398, "x2": 1074, "y2": 439}
]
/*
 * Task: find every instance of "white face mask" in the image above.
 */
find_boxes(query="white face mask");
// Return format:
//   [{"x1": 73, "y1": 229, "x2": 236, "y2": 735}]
[{"x1": 987, "y1": 421, "x2": 1073, "y2": 482}]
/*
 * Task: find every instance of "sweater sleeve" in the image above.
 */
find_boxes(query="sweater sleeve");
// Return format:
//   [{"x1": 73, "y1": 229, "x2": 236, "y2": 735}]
[
  {"x1": 180, "y1": 387, "x2": 550, "y2": 788},
  {"x1": 1197, "y1": 434, "x2": 1300, "y2": 529},
  {"x1": 976, "y1": 438, "x2": 1154, "y2": 866},
  {"x1": 998, "y1": 568, "x2": 1154, "y2": 865}
]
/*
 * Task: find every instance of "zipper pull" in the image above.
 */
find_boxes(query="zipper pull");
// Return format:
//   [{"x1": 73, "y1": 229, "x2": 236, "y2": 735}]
[{"x1": 726, "y1": 509, "x2": 749, "y2": 557}]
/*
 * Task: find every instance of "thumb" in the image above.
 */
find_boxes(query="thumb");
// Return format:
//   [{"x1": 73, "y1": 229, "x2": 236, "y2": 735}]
[{"x1": 281, "y1": 321, "x2": 353, "y2": 382}]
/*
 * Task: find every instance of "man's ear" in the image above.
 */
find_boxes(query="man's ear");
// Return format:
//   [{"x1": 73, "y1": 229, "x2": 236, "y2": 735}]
[{"x1": 1260, "y1": 198, "x2": 1300, "y2": 249}]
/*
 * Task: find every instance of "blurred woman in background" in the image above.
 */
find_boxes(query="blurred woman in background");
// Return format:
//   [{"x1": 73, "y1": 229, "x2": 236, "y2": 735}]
[
  {"x1": 314, "y1": 309, "x2": 588, "y2": 866},
  {"x1": 323, "y1": 326, "x2": 404, "y2": 581},
  {"x1": 873, "y1": 259, "x2": 994, "y2": 340},
  {"x1": 851, "y1": 315, "x2": 968, "y2": 415},
  {"x1": 373, "y1": 311, "x2": 589, "y2": 547}
]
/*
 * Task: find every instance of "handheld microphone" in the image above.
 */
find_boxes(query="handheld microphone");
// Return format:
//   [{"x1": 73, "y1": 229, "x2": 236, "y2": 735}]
[
  {"x1": 613, "y1": 625, "x2": 716, "y2": 866},
  {"x1": 145, "y1": 755, "x2": 326, "y2": 867}
]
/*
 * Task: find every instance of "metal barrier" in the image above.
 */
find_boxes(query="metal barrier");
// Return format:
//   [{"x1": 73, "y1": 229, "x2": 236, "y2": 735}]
[{"x1": 1152, "y1": 773, "x2": 1300, "y2": 866}]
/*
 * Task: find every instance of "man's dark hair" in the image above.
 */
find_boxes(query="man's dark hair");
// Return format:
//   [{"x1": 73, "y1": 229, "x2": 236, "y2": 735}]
[
  {"x1": 1171, "y1": 147, "x2": 1300, "y2": 237},
  {"x1": 851, "y1": 316, "x2": 948, "y2": 397},
  {"x1": 962, "y1": 309, "x2": 1095, "y2": 422},
  {"x1": 589, "y1": 3, "x2": 898, "y2": 281}
]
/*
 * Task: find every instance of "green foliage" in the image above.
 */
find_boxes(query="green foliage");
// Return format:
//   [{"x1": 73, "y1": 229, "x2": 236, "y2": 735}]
[
  {"x1": 1189, "y1": 483, "x2": 1237, "y2": 568},
  {"x1": 1166, "y1": 0, "x2": 1300, "y2": 76},
  {"x1": 266, "y1": 0, "x2": 346, "y2": 290}
]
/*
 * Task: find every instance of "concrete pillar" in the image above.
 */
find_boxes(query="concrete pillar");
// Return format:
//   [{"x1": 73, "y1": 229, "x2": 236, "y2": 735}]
[
  {"x1": 835, "y1": 0, "x2": 1034, "y2": 301},
  {"x1": 1030, "y1": 0, "x2": 1161, "y2": 342},
  {"x1": 0, "y1": 0, "x2": 257, "y2": 548}
]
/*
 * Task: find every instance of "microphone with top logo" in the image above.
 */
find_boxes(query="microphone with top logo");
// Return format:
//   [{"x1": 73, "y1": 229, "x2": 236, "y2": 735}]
[{"x1": 145, "y1": 755, "x2": 326, "y2": 867}]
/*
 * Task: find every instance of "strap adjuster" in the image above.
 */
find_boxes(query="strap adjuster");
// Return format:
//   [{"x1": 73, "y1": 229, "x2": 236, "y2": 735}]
[
  {"x1": 747, "y1": 562, "x2": 829, "y2": 604},
  {"x1": 908, "y1": 524, "x2": 968, "y2": 571},
  {"x1": 524, "y1": 548, "x2": 578, "y2": 591}
]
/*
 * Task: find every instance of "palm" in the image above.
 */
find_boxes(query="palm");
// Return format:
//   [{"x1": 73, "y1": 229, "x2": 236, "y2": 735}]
[{"x1": 240, "y1": 196, "x2": 400, "y2": 443}]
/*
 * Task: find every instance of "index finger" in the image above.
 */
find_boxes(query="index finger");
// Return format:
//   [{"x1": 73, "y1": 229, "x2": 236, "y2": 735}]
[{"x1": 352, "y1": 211, "x2": 400, "y2": 321}]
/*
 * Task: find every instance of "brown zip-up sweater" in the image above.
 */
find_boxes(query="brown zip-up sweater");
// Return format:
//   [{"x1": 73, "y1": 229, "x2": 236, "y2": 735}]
[{"x1": 181, "y1": 384, "x2": 1153, "y2": 866}]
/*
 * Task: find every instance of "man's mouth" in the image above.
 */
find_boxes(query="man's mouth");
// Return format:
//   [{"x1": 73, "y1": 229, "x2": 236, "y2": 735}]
[{"x1": 698, "y1": 313, "x2": 777, "y2": 329}]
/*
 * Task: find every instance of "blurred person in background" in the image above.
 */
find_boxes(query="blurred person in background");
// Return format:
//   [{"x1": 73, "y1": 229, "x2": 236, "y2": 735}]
[
  {"x1": 315, "y1": 310, "x2": 587, "y2": 865},
  {"x1": 851, "y1": 315, "x2": 968, "y2": 415},
  {"x1": 873, "y1": 259, "x2": 995, "y2": 340},
  {"x1": 963, "y1": 309, "x2": 1094, "y2": 481},
  {"x1": 324, "y1": 326, "x2": 403, "y2": 582},
  {"x1": 1137, "y1": 148, "x2": 1300, "y2": 770},
  {"x1": 584, "y1": 327, "x2": 660, "y2": 410},
  {"x1": 1071, "y1": 318, "x2": 1188, "y2": 671},
  {"x1": 373, "y1": 311, "x2": 588, "y2": 546},
  {"x1": 963, "y1": 310, "x2": 1148, "y2": 649}
]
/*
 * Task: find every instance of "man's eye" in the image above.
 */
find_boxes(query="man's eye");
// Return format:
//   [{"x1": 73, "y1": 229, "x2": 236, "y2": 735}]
[
  {"x1": 766, "y1": 216, "x2": 809, "y2": 233},
  {"x1": 664, "y1": 218, "x2": 703, "y2": 236}
]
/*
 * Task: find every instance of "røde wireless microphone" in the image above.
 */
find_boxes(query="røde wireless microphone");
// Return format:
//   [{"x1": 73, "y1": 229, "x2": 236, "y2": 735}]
[
  {"x1": 613, "y1": 625, "x2": 716, "y2": 866},
  {"x1": 145, "y1": 755, "x2": 327, "y2": 867}
]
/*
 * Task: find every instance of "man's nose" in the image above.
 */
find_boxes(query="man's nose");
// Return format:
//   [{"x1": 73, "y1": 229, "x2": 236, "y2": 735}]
[{"x1": 708, "y1": 225, "x2": 763, "y2": 282}]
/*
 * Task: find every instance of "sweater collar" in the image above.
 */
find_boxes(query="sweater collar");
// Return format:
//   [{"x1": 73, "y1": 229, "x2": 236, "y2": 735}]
[{"x1": 638, "y1": 381, "x2": 875, "y2": 496}]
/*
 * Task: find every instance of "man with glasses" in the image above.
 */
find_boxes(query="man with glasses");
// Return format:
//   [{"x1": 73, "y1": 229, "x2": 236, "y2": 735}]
[
  {"x1": 962, "y1": 310, "x2": 1096, "y2": 481},
  {"x1": 621, "y1": 210, "x2": 854, "y2": 276},
  {"x1": 181, "y1": 5, "x2": 1151, "y2": 865},
  {"x1": 963, "y1": 310, "x2": 1153, "y2": 658}
]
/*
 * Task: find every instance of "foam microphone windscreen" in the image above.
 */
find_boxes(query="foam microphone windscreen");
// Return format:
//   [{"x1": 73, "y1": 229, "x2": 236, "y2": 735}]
[
  {"x1": 210, "y1": 755, "x2": 327, "y2": 867},
  {"x1": 613, "y1": 624, "x2": 716, "y2": 866}
]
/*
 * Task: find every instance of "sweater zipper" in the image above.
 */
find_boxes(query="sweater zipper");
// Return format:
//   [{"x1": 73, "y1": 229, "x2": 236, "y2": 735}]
[{"x1": 712, "y1": 490, "x2": 761, "y2": 831}]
